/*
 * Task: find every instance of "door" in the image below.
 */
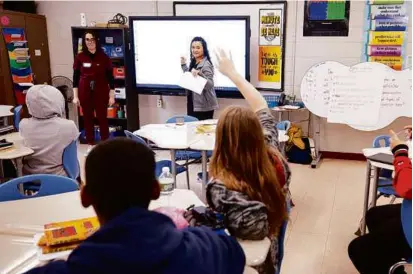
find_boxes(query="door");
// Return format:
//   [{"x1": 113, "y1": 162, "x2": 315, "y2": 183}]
[{"x1": 25, "y1": 15, "x2": 51, "y2": 84}]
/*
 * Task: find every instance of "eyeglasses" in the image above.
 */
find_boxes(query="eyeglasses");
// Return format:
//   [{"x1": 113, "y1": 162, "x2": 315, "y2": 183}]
[{"x1": 85, "y1": 38, "x2": 96, "y2": 42}]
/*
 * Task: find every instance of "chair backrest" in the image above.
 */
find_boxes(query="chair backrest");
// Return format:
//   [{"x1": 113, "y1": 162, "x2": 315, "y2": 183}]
[
  {"x1": 63, "y1": 135, "x2": 80, "y2": 180},
  {"x1": 124, "y1": 130, "x2": 148, "y2": 147},
  {"x1": 401, "y1": 199, "x2": 412, "y2": 248},
  {"x1": 166, "y1": 115, "x2": 199, "y2": 124},
  {"x1": 13, "y1": 105, "x2": 22, "y2": 131},
  {"x1": 276, "y1": 120, "x2": 291, "y2": 131},
  {"x1": 0, "y1": 174, "x2": 79, "y2": 202},
  {"x1": 373, "y1": 135, "x2": 391, "y2": 148},
  {"x1": 372, "y1": 135, "x2": 392, "y2": 178}
]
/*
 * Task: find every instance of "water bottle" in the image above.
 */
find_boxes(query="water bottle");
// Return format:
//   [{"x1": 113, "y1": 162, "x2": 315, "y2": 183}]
[{"x1": 159, "y1": 167, "x2": 174, "y2": 195}]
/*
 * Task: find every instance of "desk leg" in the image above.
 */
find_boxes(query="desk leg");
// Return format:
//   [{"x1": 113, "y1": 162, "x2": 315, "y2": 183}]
[
  {"x1": 371, "y1": 166, "x2": 379, "y2": 207},
  {"x1": 361, "y1": 161, "x2": 372, "y2": 235},
  {"x1": 170, "y1": 149, "x2": 177, "y2": 188},
  {"x1": 311, "y1": 114, "x2": 322, "y2": 169},
  {"x1": 201, "y1": 150, "x2": 208, "y2": 200}
]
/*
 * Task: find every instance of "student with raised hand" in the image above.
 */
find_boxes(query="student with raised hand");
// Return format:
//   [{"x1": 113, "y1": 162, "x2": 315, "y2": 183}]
[
  {"x1": 206, "y1": 49, "x2": 291, "y2": 274},
  {"x1": 348, "y1": 127, "x2": 412, "y2": 274},
  {"x1": 26, "y1": 138, "x2": 245, "y2": 274}
]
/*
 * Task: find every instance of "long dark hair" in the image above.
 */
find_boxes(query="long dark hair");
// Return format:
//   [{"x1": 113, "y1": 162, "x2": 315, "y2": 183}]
[
  {"x1": 81, "y1": 30, "x2": 102, "y2": 53},
  {"x1": 189, "y1": 36, "x2": 212, "y2": 70}
]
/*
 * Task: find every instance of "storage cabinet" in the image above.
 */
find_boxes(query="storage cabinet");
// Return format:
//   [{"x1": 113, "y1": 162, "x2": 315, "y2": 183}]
[{"x1": 71, "y1": 26, "x2": 139, "y2": 141}]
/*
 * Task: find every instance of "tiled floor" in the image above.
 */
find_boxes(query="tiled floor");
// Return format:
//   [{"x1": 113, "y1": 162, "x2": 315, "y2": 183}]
[{"x1": 78, "y1": 145, "x2": 410, "y2": 274}]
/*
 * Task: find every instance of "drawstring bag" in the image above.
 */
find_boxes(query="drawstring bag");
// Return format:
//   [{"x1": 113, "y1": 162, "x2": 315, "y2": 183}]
[{"x1": 286, "y1": 124, "x2": 313, "y2": 165}]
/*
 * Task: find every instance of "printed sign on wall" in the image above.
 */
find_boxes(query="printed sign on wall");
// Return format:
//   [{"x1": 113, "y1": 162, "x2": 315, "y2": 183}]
[
  {"x1": 258, "y1": 9, "x2": 284, "y2": 87},
  {"x1": 363, "y1": 0, "x2": 409, "y2": 70}
]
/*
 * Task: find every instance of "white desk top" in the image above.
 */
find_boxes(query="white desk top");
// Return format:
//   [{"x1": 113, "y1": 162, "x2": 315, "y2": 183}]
[
  {"x1": 0, "y1": 189, "x2": 269, "y2": 272},
  {"x1": 0, "y1": 132, "x2": 33, "y2": 160},
  {"x1": 0, "y1": 105, "x2": 13, "y2": 118},
  {"x1": 135, "y1": 122, "x2": 288, "y2": 151},
  {"x1": 362, "y1": 147, "x2": 394, "y2": 170}
]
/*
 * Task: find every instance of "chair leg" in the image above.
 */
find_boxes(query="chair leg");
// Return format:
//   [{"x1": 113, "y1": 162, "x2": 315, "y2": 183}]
[{"x1": 185, "y1": 159, "x2": 190, "y2": 190}]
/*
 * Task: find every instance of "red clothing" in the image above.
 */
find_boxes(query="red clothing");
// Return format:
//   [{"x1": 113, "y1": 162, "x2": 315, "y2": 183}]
[
  {"x1": 73, "y1": 51, "x2": 112, "y2": 144},
  {"x1": 392, "y1": 145, "x2": 412, "y2": 200}
]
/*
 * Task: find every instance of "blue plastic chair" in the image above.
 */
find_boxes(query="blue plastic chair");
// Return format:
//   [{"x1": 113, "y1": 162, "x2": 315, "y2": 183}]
[
  {"x1": 0, "y1": 174, "x2": 79, "y2": 202},
  {"x1": 13, "y1": 105, "x2": 22, "y2": 131},
  {"x1": 276, "y1": 120, "x2": 291, "y2": 131},
  {"x1": 276, "y1": 201, "x2": 291, "y2": 274},
  {"x1": 389, "y1": 199, "x2": 412, "y2": 273},
  {"x1": 63, "y1": 135, "x2": 80, "y2": 180},
  {"x1": 124, "y1": 130, "x2": 147, "y2": 146},
  {"x1": 124, "y1": 130, "x2": 187, "y2": 181},
  {"x1": 166, "y1": 116, "x2": 213, "y2": 188},
  {"x1": 372, "y1": 135, "x2": 399, "y2": 200}
]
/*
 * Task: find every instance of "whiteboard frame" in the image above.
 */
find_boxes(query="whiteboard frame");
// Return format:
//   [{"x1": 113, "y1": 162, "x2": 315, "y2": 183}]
[
  {"x1": 173, "y1": 1, "x2": 287, "y2": 93},
  {"x1": 129, "y1": 15, "x2": 251, "y2": 98}
]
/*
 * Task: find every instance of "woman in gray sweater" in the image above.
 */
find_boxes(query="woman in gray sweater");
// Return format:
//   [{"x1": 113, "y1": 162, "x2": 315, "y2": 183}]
[{"x1": 181, "y1": 37, "x2": 218, "y2": 120}]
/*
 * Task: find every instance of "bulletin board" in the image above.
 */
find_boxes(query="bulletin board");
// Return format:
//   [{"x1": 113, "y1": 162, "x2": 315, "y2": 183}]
[
  {"x1": 362, "y1": 0, "x2": 410, "y2": 70},
  {"x1": 174, "y1": 1, "x2": 287, "y2": 92}
]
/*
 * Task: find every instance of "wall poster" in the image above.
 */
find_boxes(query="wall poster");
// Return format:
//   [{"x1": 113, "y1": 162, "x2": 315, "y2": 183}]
[{"x1": 258, "y1": 8, "x2": 284, "y2": 89}]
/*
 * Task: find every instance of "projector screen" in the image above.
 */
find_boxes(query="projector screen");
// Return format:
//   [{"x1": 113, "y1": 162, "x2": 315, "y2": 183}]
[{"x1": 130, "y1": 16, "x2": 250, "y2": 97}]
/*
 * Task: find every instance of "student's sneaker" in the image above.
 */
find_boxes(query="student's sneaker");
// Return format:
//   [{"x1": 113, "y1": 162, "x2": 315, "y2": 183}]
[{"x1": 85, "y1": 145, "x2": 94, "y2": 157}]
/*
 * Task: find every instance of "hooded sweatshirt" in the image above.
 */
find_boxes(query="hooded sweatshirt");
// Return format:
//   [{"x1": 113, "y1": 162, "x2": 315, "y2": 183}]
[
  {"x1": 26, "y1": 207, "x2": 246, "y2": 274},
  {"x1": 19, "y1": 85, "x2": 79, "y2": 176}
]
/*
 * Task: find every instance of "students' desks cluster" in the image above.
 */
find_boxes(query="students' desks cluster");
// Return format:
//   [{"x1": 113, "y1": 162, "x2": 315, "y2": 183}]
[
  {"x1": 0, "y1": 190, "x2": 269, "y2": 274},
  {"x1": 134, "y1": 119, "x2": 288, "y2": 192},
  {"x1": 0, "y1": 105, "x2": 14, "y2": 134}
]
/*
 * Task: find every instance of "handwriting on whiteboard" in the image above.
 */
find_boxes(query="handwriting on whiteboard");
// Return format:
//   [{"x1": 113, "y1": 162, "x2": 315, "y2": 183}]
[{"x1": 300, "y1": 61, "x2": 412, "y2": 131}]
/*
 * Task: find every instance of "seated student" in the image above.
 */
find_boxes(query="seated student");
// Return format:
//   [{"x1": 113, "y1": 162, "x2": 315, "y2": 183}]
[
  {"x1": 348, "y1": 126, "x2": 412, "y2": 274},
  {"x1": 26, "y1": 138, "x2": 245, "y2": 274},
  {"x1": 20, "y1": 85, "x2": 79, "y2": 177},
  {"x1": 206, "y1": 49, "x2": 291, "y2": 274}
]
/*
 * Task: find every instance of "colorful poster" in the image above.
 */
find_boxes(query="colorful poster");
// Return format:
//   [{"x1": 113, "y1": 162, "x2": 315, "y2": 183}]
[
  {"x1": 258, "y1": 7, "x2": 285, "y2": 90},
  {"x1": 2, "y1": 28, "x2": 33, "y2": 105},
  {"x1": 368, "y1": 45, "x2": 402, "y2": 56},
  {"x1": 258, "y1": 46, "x2": 281, "y2": 83},
  {"x1": 369, "y1": 31, "x2": 405, "y2": 45},
  {"x1": 303, "y1": 0, "x2": 351, "y2": 37},
  {"x1": 368, "y1": 56, "x2": 403, "y2": 70},
  {"x1": 259, "y1": 9, "x2": 282, "y2": 46}
]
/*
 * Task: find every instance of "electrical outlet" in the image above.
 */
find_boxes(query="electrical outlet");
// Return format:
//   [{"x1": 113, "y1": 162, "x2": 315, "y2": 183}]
[{"x1": 157, "y1": 98, "x2": 163, "y2": 108}]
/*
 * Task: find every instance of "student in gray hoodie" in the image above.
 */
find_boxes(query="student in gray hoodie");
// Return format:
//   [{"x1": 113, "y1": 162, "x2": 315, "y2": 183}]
[{"x1": 20, "y1": 85, "x2": 79, "y2": 176}]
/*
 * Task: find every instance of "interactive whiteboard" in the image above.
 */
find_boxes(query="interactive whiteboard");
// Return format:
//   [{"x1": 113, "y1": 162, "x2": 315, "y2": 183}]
[{"x1": 130, "y1": 16, "x2": 249, "y2": 97}]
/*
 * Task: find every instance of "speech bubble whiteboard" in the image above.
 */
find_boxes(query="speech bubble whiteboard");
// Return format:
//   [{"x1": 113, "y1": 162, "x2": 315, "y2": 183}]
[{"x1": 301, "y1": 61, "x2": 412, "y2": 131}]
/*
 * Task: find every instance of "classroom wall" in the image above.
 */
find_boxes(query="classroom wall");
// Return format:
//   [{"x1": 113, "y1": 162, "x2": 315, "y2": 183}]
[{"x1": 37, "y1": 0, "x2": 412, "y2": 154}]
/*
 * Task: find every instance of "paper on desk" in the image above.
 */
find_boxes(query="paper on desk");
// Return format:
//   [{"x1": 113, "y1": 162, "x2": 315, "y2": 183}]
[{"x1": 178, "y1": 72, "x2": 207, "y2": 95}]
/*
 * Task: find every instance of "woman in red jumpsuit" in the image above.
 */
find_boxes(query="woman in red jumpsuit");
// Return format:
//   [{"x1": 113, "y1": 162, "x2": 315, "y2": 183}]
[{"x1": 72, "y1": 30, "x2": 115, "y2": 155}]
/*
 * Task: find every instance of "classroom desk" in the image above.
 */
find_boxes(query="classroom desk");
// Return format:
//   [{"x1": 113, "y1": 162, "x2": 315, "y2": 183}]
[
  {"x1": 0, "y1": 132, "x2": 33, "y2": 178},
  {"x1": 0, "y1": 105, "x2": 14, "y2": 134},
  {"x1": 360, "y1": 147, "x2": 394, "y2": 235},
  {"x1": 135, "y1": 121, "x2": 288, "y2": 192},
  {"x1": 0, "y1": 189, "x2": 270, "y2": 273}
]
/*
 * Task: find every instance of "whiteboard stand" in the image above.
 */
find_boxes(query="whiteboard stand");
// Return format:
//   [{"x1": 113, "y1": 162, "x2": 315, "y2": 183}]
[{"x1": 310, "y1": 114, "x2": 322, "y2": 169}]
